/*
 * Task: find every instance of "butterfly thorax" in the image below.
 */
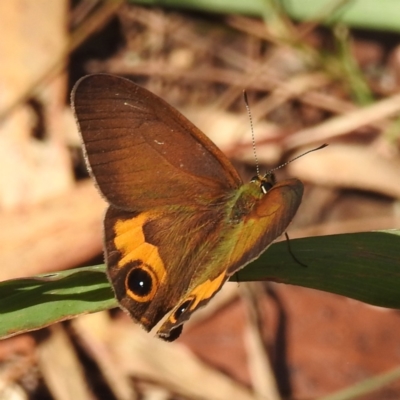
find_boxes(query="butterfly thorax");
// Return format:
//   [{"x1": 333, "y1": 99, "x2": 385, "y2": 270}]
[{"x1": 228, "y1": 173, "x2": 276, "y2": 224}]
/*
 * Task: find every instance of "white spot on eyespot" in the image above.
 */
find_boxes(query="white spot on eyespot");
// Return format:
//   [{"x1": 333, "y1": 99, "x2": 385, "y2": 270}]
[{"x1": 154, "y1": 140, "x2": 164, "y2": 145}]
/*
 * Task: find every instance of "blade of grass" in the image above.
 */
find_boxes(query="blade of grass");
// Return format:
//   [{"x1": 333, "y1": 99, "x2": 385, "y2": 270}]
[
  {"x1": 318, "y1": 365, "x2": 400, "y2": 400},
  {"x1": 130, "y1": 0, "x2": 400, "y2": 32},
  {"x1": 237, "y1": 230, "x2": 400, "y2": 309},
  {"x1": 0, "y1": 266, "x2": 115, "y2": 339}
]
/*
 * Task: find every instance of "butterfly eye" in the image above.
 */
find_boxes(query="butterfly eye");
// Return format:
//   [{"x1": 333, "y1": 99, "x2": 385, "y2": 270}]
[
  {"x1": 125, "y1": 264, "x2": 158, "y2": 302},
  {"x1": 260, "y1": 181, "x2": 274, "y2": 194},
  {"x1": 250, "y1": 175, "x2": 275, "y2": 194}
]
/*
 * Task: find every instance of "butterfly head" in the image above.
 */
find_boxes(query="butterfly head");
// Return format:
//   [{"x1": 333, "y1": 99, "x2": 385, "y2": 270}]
[
  {"x1": 249, "y1": 143, "x2": 329, "y2": 196},
  {"x1": 250, "y1": 172, "x2": 277, "y2": 195}
]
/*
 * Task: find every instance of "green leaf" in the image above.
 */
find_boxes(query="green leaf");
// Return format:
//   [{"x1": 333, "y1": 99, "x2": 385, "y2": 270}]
[
  {"x1": 1, "y1": 230, "x2": 399, "y2": 339},
  {"x1": 237, "y1": 230, "x2": 400, "y2": 309},
  {"x1": 0, "y1": 266, "x2": 115, "y2": 339},
  {"x1": 130, "y1": 0, "x2": 400, "y2": 33}
]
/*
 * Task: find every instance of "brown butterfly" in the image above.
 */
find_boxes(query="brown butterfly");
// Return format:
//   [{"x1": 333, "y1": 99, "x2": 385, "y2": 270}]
[{"x1": 71, "y1": 74, "x2": 304, "y2": 341}]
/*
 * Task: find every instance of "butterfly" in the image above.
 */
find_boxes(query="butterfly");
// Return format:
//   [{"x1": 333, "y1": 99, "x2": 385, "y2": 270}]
[{"x1": 71, "y1": 74, "x2": 304, "y2": 341}]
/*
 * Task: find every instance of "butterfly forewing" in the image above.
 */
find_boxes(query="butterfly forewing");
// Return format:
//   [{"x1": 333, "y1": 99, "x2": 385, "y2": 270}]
[{"x1": 71, "y1": 74, "x2": 242, "y2": 211}]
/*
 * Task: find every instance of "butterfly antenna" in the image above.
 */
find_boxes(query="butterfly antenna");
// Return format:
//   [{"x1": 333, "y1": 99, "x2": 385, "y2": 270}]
[
  {"x1": 243, "y1": 91, "x2": 260, "y2": 177},
  {"x1": 269, "y1": 143, "x2": 328, "y2": 174}
]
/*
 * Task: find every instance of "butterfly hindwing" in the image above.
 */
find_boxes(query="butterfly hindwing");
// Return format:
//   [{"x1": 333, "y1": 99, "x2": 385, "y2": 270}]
[{"x1": 104, "y1": 201, "x2": 229, "y2": 334}]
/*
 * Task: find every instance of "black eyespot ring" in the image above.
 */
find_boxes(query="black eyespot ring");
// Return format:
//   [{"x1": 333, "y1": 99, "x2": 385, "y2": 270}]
[
  {"x1": 173, "y1": 298, "x2": 194, "y2": 321},
  {"x1": 125, "y1": 263, "x2": 158, "y2": 302}
]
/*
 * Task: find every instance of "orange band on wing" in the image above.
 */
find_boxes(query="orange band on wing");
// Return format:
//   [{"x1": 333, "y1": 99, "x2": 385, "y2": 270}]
[
  {"x1": 188, "y1": 270, "x2": 226, "y2": 310},
  {"x1": 113, "y1": 213, "x2": 167, "y2": 283},
  {"x1": 162, "y1": 270, "x2": 227, "y2": 329}
]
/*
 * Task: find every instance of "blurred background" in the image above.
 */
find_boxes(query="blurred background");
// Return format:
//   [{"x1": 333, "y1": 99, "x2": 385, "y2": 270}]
[{"x1": 1, "y1": 0, "x2": 400, "y2": 399}]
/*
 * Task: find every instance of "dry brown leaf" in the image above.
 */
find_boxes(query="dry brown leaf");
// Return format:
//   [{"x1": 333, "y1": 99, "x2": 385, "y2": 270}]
[
  {"x1": 286, "y1": 93, "x2": 400, "y2": 150},
  {"x1": 72, "y1": 313, "x2": 137, "y2": 400},
  {"x1": 38, "y1": 325, "x2": 93, "y2": 400},
  {"x1": 287, "y1": 144, "x2": 400, "y2": 199},
  {"x1": 111, "y1": 322, "x2": 260, "y2": 400},
  {"x1": 0, "y1": 182, "x2": 105, "y2": 280}
]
